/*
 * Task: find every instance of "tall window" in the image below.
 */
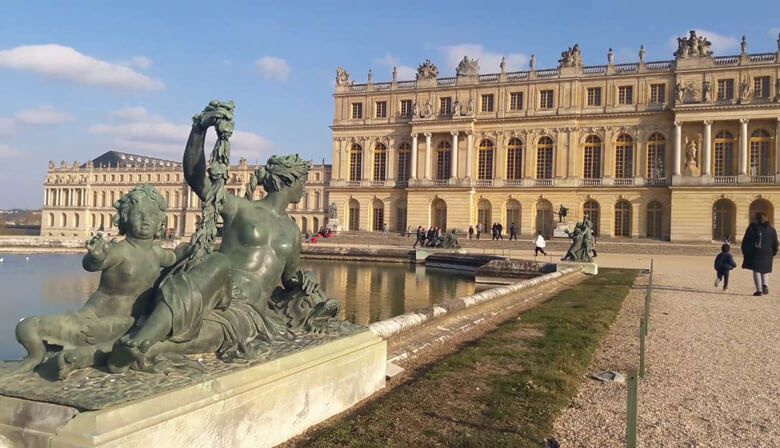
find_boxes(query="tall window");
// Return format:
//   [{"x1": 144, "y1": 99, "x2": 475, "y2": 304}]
[
  {"x1": 539, "y1": 90, "x2": 554, "y2": 109},
  {"x1": 478, "y1": 140, "x2": 494, "y2": 180},
  {"x1": 373, "y1": 143, "x2": 387, "y2": 181},
  {"x1": 397, "y1": 143, "x2": 411, "y2": 181},
  {"x1": 481, "y1": 94, "x2": 494, "y2": 112},
  {"x1": 615, "y1": 134, "x2": 634, "y2": 179},
  {"x1": 650, "y1": 84, "x2": 666, "y2": 103},
  {"x1": 583, "y1": 135, "x2": 602, "y2": 179},
  {"x1": 583, "y1": 200, "x2": 600, "y2": 236},
  {"x1": 396, "y1": 201, "x2": 407, "y2": 232},
  {"x1": 714, "y1": 131, "x2": 736, "y2": 176},
  {"x1": 646, "y1": 201, "x2": 663, "y2": 239},
  {"x1": 587, "y1": 87, "x2": 602, "y2": 106},
  {"x1": 436, "y1": 141, "x2": 451, "y2": 180},
  {"x1": 618, "y1": 86, "x2": 633, "y2": 105},
  {"x1": 400, "y1": 99, "x2": 412, "y2": 116},
  {"x1": 509, "y1": 92, "x2": 524, "y2": 110},
  {"x1": 614, "y1": 200, "x2": 632, "y2": 237},
  {"x1": 477, "y1": 200, "x2": 492, "y2": 231},
  {"x1": 712, "y1": 199, "x2": 735, "y2": 241},
  {"x1": 348, "y1": 199, "x2": 360, "y2": 231},
  {"x1": 717, "y1": 79, "x2": 734, "y2": 100},
  {"x1": 440, "y1": 97, "x2": 452, "y2": 115},
  {"x1": 375, "y1": 101, "x2": 387, "y2": 118},
  {"x1": 349, "y1": 144, "x2": 362, "y2": 181},
  {"x1": 753, "y1": 76, "x2": 770, "y2": 99},
  {"x1": 536, "y1": 136, "x2": 554, "y2": 179},
  {"x1": 432, "y1": 199, "x2": 447, "y2": 230},
  {"x1": 506, "y1": 138, "x2": 523, "y2": 180},
  {"x1": 351, "y1": 103, "x2": 363, "y2": 119},
  {"x1": 646, "y1": 133, "x2": 666, "y2": 178},
  {"x1": 372, "y1": 200, "x2": 384, "y2": 231},
  {"x1": 506, "y1": 200, "x2": 521, "y2": 232},
  {"x1": 750, "y1": 130, "x2": 771, "y2": 176}
]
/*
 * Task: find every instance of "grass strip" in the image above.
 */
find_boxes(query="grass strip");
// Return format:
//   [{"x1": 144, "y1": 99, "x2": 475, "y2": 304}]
[{"x1": 302, "y1": 268, "x2": 638, "y2": 448}]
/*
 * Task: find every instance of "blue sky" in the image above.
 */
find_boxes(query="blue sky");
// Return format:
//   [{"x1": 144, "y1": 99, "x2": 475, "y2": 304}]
[{"x1": 0, "y1": 0, "x2": 777, "y2": 208}]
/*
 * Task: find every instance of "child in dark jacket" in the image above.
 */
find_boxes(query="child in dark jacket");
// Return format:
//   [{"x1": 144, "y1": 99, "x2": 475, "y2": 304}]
[{"x1": 714, "y1": 243, "x2": 737, "y2": 291}]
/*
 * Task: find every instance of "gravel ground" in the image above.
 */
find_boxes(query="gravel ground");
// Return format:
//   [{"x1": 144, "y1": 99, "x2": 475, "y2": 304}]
[{"x1": 553, "y1": 254, "x2": 780, "y2": 447}]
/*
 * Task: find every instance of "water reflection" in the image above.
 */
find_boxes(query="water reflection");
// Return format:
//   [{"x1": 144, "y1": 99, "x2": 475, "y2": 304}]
[{"x1": 0, "y1": 255, "x2": 474, "y2": 359}]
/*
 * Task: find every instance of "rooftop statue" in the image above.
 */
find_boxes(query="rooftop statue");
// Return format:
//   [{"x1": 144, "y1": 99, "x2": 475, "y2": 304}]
[
  {"x1": 335, "y1": 66, "x2": 351, "y2": 86},
  {"x1": 674, "y1": 30, "x2": 713, "y2": 59},
  {"x1": 558, "y1": 44, "x2": 582, "y2": 68},
  {"x1": 416, "y1": 59, "x2": 439, "y2": 80},
  {"x1": 455, "y1": 56, "x2": 480, "y2": 77}
]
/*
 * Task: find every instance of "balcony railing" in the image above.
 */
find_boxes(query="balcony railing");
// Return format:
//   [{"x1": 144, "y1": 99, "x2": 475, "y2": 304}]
[
  {"x1": 473, "y1": 179, "x2": 493, "y2": 187},
  {"x1": 750, "y1": 175, "x2": 775, "y2": 184},
  {"x1": 535, "y1": 178, "x2": 553, "y2": 186},
  {"x1": 644, "y1": 60, "x2": 672, "y2": 71},
  {"x1": 614, "y1": 63, "x2": 639, "y2": 73},
  {"x1": 614, "y1": 178, "x2": 635, "y2": 186},
  {"x1": 645, "y1": 177, "x2": 670, "y2": 186},
  {"x1": 713, "y1": 56, "x2": 739, "y2": 65},
  {"x1": 395, "y1": 180, "x2": 409, "y2": 187},
  {"x1": 370, "y1": 180, "x2": 386, "y2": 187},
  {"x1": 437, "y1": 77, "x2": 456, "y2": 86},
  {"x1": 504, "y1": 179, "x2": 524, "y2": 186},
  {"x1": 346, "y1": 181, "x2": 361, "y2": 187},
  {"x1": 580, "y1": 178, "x2": 603, "y2": 186},
  {"x1": 431, "y1": 179, "x2": 449, "y2": 186},
  {"x1": 713, "y1": 176, "x2": 738, "y2": 184},
  {"x1": 749, "y1": 53, "x2": 777, "y2": 63},
  {"x1": 506, "y1": 71, "x2": 529, "y2": 81}
]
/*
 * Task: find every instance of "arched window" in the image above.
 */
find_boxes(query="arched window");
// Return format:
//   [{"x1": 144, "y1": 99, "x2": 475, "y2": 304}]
[
  {"x1": 396, "y1": 200, "x2": 407, "y2": 232},
  {"x1": 349, "y1": 144, "x2": 362, "y2": 182},
  {"x1": 431, "y1": 198, "x2": 447, "y2": 230},
  {"x1": 749, "y1": 199, "x2": 774, "y2": 226},
  {"x1": 506, "y1": 200, "x2": 521, "y2": 233},
  {"x1": 372, "y1": 199, "x2": 385, "y2": 231},
  {"x1": 714, "y1": 131, "x2": 736, "y2": 176},
  {"x1": 101, "y1": 191, "x2": 107, "y2": 207},
  {"x1": 477, "y1": 199, "x2": 492, "y2": 231},
  {"x1": 301, "y1": 217, "x2": 308, "y2": 233},
  {"x1": 90, "y1": 213, "x2": 96, "y2": 228},
  {"x1": 397, "y1": 142, "x2": 411, "y2": 182},
  {"x1": 373, "y1": 143, "x2": 387, "y2": 181},
  {"x1": 303, "y1": 192, "x2": 310, "y2": 209},
  {"x1": 535, "y1": 199, "x2": 553, "y2": 237},
  {"x1": 749, "y1": 130, "x2": 771, "y2": 176},
  {"x1": 583, "y1": 200, "x2": 600, "y2": 236},
  {"x1": 614, "y1": 200, "x2": 632, "y2": 237},
  {"x1": 712, "y1": 199, "x2": 736, "y2": 241},
  {"x1": 92, "y1": 191, "x2": 98, "y2": 207},
  {"x1": 48, "y1": 213, "x2": 54, "y2": 227},
  {"x1": 647, "y1": 133, "x2": 666, "y2": 178},
  {"x1": 536, "y1": 137, "x2": 554, "y2": 179},
  {"x1": 314, "y1": 191, "x2": 321, "y2": 209},
  {"x1": 436, "y1": 141, "x2": 451, "y2": 180},
  {"x1": 506, "y1": 138, "x2": 523, "y2": 180},
  {"x1": 615, "y1": 134, "x2": 634, "y2": 179},
  {"x1": 583, "y1": 135, "x2": 602, "y2": 179},
  {"x1": 478, "y1": 140, "x2": 494, "y2": 180},
  {"x1": 646, "y1": 201, "x2": 663, "y2": 239},
  {"x1": 74, "y1": 213, "x2": 80, "y2": 228},
  {"x1": 348, "y1": 199, "x2": 360, "y2": 231},
  {"x1": 312, "y1": 217, "x2": 319, "y2": 232},
  {"x1": 61, "y1": 213, "x2": 67, "y2": 228}
]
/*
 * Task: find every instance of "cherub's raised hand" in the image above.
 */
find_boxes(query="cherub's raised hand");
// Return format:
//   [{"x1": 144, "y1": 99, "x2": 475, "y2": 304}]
[{"x1": 85, "y1": 234, "x2": 109, "y2": 262}]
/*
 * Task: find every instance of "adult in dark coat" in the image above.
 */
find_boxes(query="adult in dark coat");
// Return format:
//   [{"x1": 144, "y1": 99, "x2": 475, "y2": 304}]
[{"x1": 741, "y1": 212, "x2": 778, "y2": 296}]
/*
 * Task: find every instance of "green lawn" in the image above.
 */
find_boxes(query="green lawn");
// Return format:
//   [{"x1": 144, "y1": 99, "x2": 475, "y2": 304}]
[{"x1": 301, "y1": 268, "x2": 638, "y2": 448}]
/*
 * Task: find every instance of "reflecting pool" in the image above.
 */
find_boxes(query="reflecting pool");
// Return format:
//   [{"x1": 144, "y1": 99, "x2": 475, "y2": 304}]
[{"x1": 0, "y1": 254, "x2": 475, "y2": 360}]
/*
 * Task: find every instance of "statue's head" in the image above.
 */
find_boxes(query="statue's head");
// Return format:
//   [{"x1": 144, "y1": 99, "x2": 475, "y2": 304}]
[
  {"x1": 113, "y1": 184, "x2": 166, "y2": 239},
  {"x1": 254, "y1": 154, "x2": 311, "y2": 202}
]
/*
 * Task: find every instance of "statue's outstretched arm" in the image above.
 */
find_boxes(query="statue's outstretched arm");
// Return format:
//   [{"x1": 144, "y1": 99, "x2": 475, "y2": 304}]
[{"x1": 183, "y1": 124, "x2": 211, "y2": 202}]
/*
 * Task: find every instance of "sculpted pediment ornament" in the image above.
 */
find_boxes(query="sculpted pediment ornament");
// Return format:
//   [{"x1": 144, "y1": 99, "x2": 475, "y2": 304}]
[
  {"x1": 335, "y1": 66, "x2": 351, "y2": 86},
  {"x1": 455, "y1": 56, "x2": 480, "y2": 77},
  {"x1": 674, "y1": 30, "x2": 713, "y2": 59},
  {"x1": 416, "y1": 59, "x2": 439, "y2": 80}
]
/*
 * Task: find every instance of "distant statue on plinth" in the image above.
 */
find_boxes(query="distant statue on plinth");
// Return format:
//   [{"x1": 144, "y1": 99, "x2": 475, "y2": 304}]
[{"x1": 562, "y1": 218, "x2": 594, "y2": 262}]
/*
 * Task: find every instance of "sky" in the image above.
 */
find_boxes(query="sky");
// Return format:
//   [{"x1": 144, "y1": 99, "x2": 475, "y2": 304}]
[{"x1": 0, "y1": 0, "x2": 777, "y2": 208}]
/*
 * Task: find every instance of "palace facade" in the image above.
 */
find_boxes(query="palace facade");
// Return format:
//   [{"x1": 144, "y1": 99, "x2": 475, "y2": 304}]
[
  {"x1": 41, "y1": 151, "x2": 330, "y2": 238},
  {"x1": 328, "y1": 31, "x2": 780, "y2": 241}
]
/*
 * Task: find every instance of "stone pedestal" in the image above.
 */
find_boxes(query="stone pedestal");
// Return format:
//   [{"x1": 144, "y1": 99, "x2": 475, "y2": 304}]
[
  {"x1": 684, "y1": 162, "x2": 700, "y2": 177},
  {"x1": 326, "y1": 218, "x2": 340, "y2": 232},
  {"x1": 0, "y1": 331, "x2": 387, "y2": 448},
  {"x1": 553, "y1": 222, "x2": 570, "y2": 238}
]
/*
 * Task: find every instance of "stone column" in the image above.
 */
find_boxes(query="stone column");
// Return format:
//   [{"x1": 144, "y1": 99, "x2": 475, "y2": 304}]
[
  {"x1": 673, "y1": 121, "x2": 682, "y2": 176},
  {"x1": 410, "y1": 133, "x2": 419, "y2": 179},
  {"x1": 362, "y1": 139, "x2": 372, "y2": 180},
  {"x1": 465, "y1": 131, "x2": 474, "y2": 180},
  {"x1": 424, "y1": 133, "x2": 432, "y2": 180},
  {"x1": 634, "y1": 128, "x2": 643, "y2": 178},
  {"x1": 703, "y1": 120, "x2": 713, "y2": 175},
  {"x1": 775, "y1": 119, "x2": 780, "y2": 175},
  {"x1": 387, "y1": 138, "x2": 396, "y2": 181},
  {"x1": 739, "y1": 118, "x2": 749, "y2": 175},
  {"x1": 567, "y1": 128, "x2": 577, "y2": 178},
  {"x1": 450, "y1": 131, "x2": 459, "y2": 179}
]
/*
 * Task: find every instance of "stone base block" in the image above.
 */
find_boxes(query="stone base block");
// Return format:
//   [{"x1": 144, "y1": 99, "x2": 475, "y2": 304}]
[
  {"x1": 558, "y1": 261, "x2": 598, "y2": 275},
  {"x1": 553, "y1": 223, "x2": 570, "y2": 238},
  {"x1": 0, "y1": 331, "x2": 386, "y2": 448}
]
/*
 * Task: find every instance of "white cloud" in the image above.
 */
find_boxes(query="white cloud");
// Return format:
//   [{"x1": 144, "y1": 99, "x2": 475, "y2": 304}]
[
  {"x1": 117, "y1": 56, "x2": 153, "y2": 70},
  {"x1": 668, "y1": 30, "x2": 739, "y2": 55},
  {"x1": 373, "y1": 54, "x2": 416, "y2": 81},
  {"x1": 90, "y1": 107, "x2": 272, "y2": 161},
  {"x1": 14, "y1": 105, "x2": 74, "y2": 125},
  {"x1": 255, "y1": 56, "x2": 290, "y2": 81},
  {"x1": 439, "y1": 44, "x2": 529, "y2": 74},
  {"x1": 0, "y1": 118, "x2": 13, "y2": 138},
  {"x1": 0, "y1": 44, "x2": 164, "y2": 91},
  {"x1": 0, "y1": 144, "x2": 23, "y2": 158}
]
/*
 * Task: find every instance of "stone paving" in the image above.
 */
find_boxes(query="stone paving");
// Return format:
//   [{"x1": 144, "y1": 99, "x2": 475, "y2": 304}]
[{"x1": 553, "y1": 253, "x2": 780, "y2": 447}]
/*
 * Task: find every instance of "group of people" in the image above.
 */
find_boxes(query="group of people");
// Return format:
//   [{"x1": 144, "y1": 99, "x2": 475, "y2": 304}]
[
  {"x1": 466, "y1": 222, "x2": 519, "y2": 240},
  {"x1": 413, "y1": 226, "x2": 446, "y2": 248},
  {"x1": 713, "y1": 212, "x2": 778, "y2": 296},
  {"x1": 304, "y1": 227, "x2": 333, "y2": 243}
]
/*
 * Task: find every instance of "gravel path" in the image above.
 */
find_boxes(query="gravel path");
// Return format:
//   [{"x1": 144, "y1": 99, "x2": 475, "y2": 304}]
[{"x1": 553, "y1": 254, "x2": 780, "y2": 447}]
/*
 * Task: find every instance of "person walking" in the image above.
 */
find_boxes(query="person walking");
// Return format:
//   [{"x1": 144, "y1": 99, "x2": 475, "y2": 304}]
[
  {"x1": 491, "y1": 223, "x2": 498, "y2": 240},
  {"x1": 468, "y1": 225, "x2": 474, "y2": 239},
  {"x1": 382, "y1": 222, "x2": 388, "y2": 237},
  {"x1": 476, "y1": 222, "x2": 483, "y2": 240},
  {"x1": 713, "y1": 243, "x2": 737, "y2": 292},
  {"x1": 413, "y1": 226, "x2": 424, "y2": 249},
  {"x1": 509, "y1": 223, "x2": 518, "y2": 240},
  {"x1": 534, "y1": 231, "x2": 547, "y2": 256},
  {"x1": 497, "y1": 222, "x2": 504, "y2": 240},
  {"x1": 741, "y1": 212, "x2": 779, "y2": 296}
]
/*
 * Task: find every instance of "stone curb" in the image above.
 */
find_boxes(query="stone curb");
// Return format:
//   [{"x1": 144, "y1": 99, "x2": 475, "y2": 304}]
[{"x1": 368, "y1": 266, "x2": 580, "y2": 339}]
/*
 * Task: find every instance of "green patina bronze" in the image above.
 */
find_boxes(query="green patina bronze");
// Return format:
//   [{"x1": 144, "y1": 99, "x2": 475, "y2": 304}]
[
  {"x1": 0, "y1": 101, "x2": 342, "y2": 383},
  {"x1": 561, "y1": 217, "x2": 595, "y2": 262}
]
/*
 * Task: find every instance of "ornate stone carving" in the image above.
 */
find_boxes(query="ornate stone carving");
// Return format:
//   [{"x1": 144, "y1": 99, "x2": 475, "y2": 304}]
[
  {"x1": 452, "y1": 97, "x2": 462, "y2": 116},
  {"x1": 558, "y1": 44, "x2": 582, "y2": 68},
  {"x1": 740, "y1": 35, "x2": 748, "y2": 54},
  {"x1": 335, "y1": 66, "x2": 351, "y2": 86},
  {"x1": 607, "y1": 48, "x2": 614, "y2": 65},
  {"x1": 639, "y1": 45, "x2": 646, "y2": 63},
  {"x1": 529, "y1": 54, "x2": 536, "y2": 70},
  {"x1": 416, "y1": 59, "x2": 439, "y2": 80},
  {"x1": 499, "y1": 57, "x2": 507, "y2": 73},
  {"x1": 739, "y1": 78, "x2": 751, "y2": 102},
  {"x1": 702, "y1": 81, "x2": 712, "y2": 103},
  {"x1": 455, "y1": 56, "x2": 480, "y2": 77},
  {"x1": 684, "y1": 135, "x2": 701, "y2": 176},
  {"x1": 674, "y1": 30, "x2": 713, "y2": 59}
]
